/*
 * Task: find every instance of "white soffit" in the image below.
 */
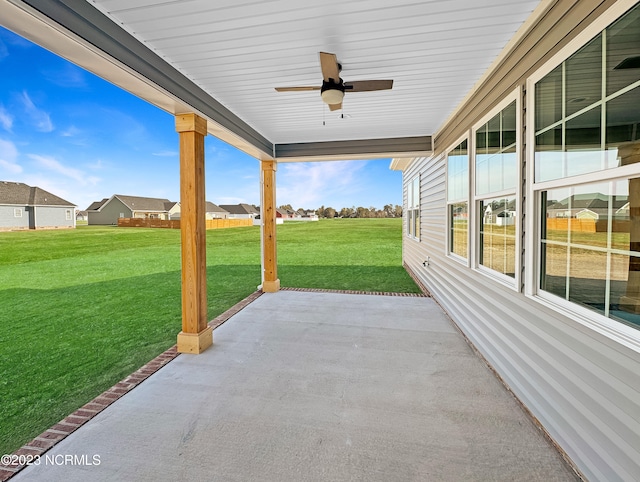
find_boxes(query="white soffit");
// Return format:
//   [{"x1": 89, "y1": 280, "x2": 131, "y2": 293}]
[{"x1": 87, "y1": 0, "x2": 542, "y2": 145}]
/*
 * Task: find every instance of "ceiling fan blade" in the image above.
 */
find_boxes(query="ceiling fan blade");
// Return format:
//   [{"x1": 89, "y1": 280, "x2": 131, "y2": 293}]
[
  {"x1": 344, "y1": 80, "x2": 394, "y2": 92},
  {"x1": 328, "y1": 103, "x2": 342, "y2": 111},
  {"x1": 319, "y1": 52, "x2": 340, "y2": 82},
  {"x1": 275, "y1": 86, "x2": 321, "y2": 92}
]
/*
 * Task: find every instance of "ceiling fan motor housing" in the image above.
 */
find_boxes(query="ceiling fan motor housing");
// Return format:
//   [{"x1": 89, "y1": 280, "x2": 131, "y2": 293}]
[{"x1": 321, "y1": 78, "x2": 345, "y2": 105}]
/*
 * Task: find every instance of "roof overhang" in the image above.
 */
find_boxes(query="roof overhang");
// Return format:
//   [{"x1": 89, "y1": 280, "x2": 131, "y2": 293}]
[
  {"x1": 1, "y1": 0, "x2": 543, "y2": 164},
  {"x1": 389, "y1": 158, "x2": 415, "y2": 171}
]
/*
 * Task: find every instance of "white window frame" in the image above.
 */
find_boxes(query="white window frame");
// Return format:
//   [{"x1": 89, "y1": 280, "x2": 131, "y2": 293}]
[
  {"x1": 472, "y1": 89, "x2": 522, "y2": 290},
  {"x1": 445, "y1": 134, "x2": 471, "y2": 265},
  {"x1": 525, "y1": 0, "x2": 640, "y2": 350},
  {"x1": 65, "y1": 209, "x2": 72, "y2": 221},
  {"x1": 14, "y1": 208, "x2": 22, "y2": 218}
]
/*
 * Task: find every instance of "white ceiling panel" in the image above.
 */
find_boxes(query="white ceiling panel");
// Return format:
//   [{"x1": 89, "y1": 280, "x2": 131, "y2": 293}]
[{"x1": 80, "y1": 0, "x2": 542, "y2": 145}]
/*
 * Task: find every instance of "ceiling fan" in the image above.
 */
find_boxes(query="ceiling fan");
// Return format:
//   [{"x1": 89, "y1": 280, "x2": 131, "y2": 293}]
[{"x1": 275, "y1": 52, "x2": 393, "y2": 111}]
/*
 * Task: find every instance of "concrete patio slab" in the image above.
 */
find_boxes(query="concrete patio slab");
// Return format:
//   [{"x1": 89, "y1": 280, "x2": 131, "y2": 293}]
[{"x1": 12, "y1": 291, "x2": 578, "y2": 481}]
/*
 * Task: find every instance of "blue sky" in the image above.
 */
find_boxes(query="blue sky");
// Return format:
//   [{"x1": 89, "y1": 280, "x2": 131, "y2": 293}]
[{"x1": 0, "y1": 27, "x2": 402, "y2": 212}]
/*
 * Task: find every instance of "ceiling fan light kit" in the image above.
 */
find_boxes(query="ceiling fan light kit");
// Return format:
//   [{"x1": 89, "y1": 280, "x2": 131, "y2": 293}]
[{"x1": 320, "y1": 79, "x2": 345, "y2": 105}]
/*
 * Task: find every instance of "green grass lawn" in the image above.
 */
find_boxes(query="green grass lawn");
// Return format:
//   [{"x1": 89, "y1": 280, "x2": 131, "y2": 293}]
[{"x1": 0, "y1": 218, "x2": 418, "y2": 454}]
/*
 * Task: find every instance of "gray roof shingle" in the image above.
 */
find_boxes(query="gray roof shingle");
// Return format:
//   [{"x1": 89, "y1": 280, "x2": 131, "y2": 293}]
[
  {"x1": 0, "y1": 181, "x2": 75, "y2": 206},
  {"x1": 114, "y1": 195, "x2": 173, "y2": 212},
  {"x1": 205, "y1": 201, "x2": 228, "y2": 213},
  {"x1": 86, "y1": 198, "x2": 108, "y2": 211},
  {"x1": 219, "y1": 203, "x2": 259, "y2": 215}
]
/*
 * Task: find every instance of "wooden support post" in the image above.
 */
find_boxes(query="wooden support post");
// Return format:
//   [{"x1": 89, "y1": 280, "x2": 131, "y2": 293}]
[
  {"x1": 261, "y1": 160, "x2": 280, "y2": 292},
  {"x1": 175, "y1": 113, "x2": 212, "y2": 353}
]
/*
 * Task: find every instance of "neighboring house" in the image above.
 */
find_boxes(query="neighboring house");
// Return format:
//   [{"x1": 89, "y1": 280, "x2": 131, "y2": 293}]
[
  {"x1": 275, "y1": 208, "x2": 290, "y2": 219},
  {"x1": 86, "y1": 194, "x2": 179, "y2": 225},
  {"x1": 166, "y1": 201, "x2": 181, "y2": 220},
  {"x1": 205, "y1": 202, "x2": 229, "y2": 219},
  {"x1": 546, "y1": 194, "x2": 628, "y2": 220},
  {"x1": 300, "y1": 209, "x2": 319, "y2": 221},
  {"x1": 219, "y1": 203, "x2": 259, "y2": 219},
  {"x1": 76, "y1": 210, "x2": 88, "y2": 222},
  {"x1": 0, "y1": 181, "x2": 76, "y2": 231}
]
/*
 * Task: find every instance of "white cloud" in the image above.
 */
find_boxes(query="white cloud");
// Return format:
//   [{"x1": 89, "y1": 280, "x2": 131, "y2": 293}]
[
  {"x1": 19, "y1": 91, "x2": 53, "y2": 132},
  {"x1": 152, "y1": 150, "x2": 178, "y2": 157},
  {"x1": 60, "y1": 125, "x2": 81, "y2": 137},
  {"x1": 42, "y1": 64, "x2": 87, "y2": 89},
  {"x1": 0, "y1": 38, "x2": 8, "y2": 61},
  {"x1": 86, "y1": 159, "x2": 105, "y2": 170},
  {"x1": 276, "y1": 160, "x2": 367, "y2": 208},
  {"x1": 0, "y1": 138, "x2": 21, "y2": 174},
  {"x1": 28, "y1": 154, "x2": 99, "y2": 186},
  {"x1": 0, "y1": 105, "x2": 13, "y2": 131}
]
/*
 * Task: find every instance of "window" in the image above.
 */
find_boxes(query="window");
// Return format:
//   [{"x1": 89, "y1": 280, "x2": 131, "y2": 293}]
[
  {"x1": 447, "y1": 139, "x2": 469, "y2": 259},
  {"x1": 14, "y1": 208, "x2": 22, "y2": 218},
  {"x1": 475, "y1": 99, "x2": 518, "y2": 280},
  {"x1": 66, "y1": 210, "x2": 72, "y2": 220},
  {"x1": 531, "y1": 3, "x2": 640, "y2": 331},
  {"x1": 407, "y1": 175, "x2": 420, "y2": 239}
]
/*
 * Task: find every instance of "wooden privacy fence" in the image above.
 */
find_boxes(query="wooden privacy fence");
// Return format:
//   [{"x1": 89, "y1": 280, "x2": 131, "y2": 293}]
[
  {"x1": 117, "y1": 218, "x2": 253, "y2": 229},
  {"x1": 205, "y1": 219, "x2": 253, "y2": 229},
  {"x1": 546, "y1": 218, "x2": 630, "y2": 233}
]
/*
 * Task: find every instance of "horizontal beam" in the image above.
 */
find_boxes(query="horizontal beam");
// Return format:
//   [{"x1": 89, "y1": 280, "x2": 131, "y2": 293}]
[{"x1": 275, "y1": 136, "x2": 432, "y2": 162}]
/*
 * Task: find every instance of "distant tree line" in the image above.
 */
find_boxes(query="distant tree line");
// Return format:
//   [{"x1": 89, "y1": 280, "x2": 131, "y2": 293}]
[{"x1": 278, "y1": 204, "x2": 403, "y2": 219}]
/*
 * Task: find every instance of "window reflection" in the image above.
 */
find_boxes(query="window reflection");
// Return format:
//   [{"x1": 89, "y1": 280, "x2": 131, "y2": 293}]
[
  {"x1": 535, "y1": 3, "x2": 640, "y2": 330},
  {"x1": 450, "y1": 202, "x2": 468, "y2": 259},
  {"x1": 479, "y1": 197, "x2": 516, "y2": 277},
  {"x1": 534, "y1": 3, "x2": 640, "y2": 183},
  {"x1": 606, "y1": 86, "x2": 640, "y2": 153},
  {"x1": 607, "y1": 5, "x2": 640, "y2": 96},
  {"x1": 566, "y1": 35, "x2": 602, "y2": 117},
  {"x1": 540, "y1": 178, "x2": 640, "y2": 328},
  {"x1": 568, "y1": 247, "x2": 607, "y2": 313},
  {"x1": 448, "y1": 139, "x2": 469, "y2": 259},
  {"x1": 447, "y1": 140, "x2": 468, "y2": 201},
  {"x1": 535, "y1": 127, "x2": 562, "y2": 182},
  {"x1": 476, "y1": 101, "x2": 517, "y2": 195},
  {"x1": 541, "y1": 243, "x2": 567, "y2": 298},
  {"x1": 535, "y1": 65, "x2": 562, "y2": 131}
]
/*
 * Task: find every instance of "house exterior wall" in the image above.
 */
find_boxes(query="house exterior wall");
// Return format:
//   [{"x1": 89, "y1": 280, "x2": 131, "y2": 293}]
[
  {"x1": 401, "y1": 1, "x2": 640, "y2": 480},
  {"x1": 168, "y1": 204, "x2": 181, "y2": 219},
  {"x1": 205, "y1": 212, "x2": 227, "y2": 219},
  {"x1": 0, "y1": 205, "x2": 73, "y2": 230},
  {"x1": 131, "y1": 210, "x2": 167, "y2": 219},
  {"x1": 88, "y1": 198, "x2": 131, "y2": 225},
  {"x1": 0, "y1": 205, "x2": 30, "y2": 230},
  {"x1": 34, "y1": 206, "x2": 75, "y2": 229}
]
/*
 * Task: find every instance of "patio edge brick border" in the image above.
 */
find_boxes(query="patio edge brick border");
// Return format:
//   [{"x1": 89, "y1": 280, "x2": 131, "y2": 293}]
[
  {"x1": 280, "y1": 286, "x2": 428, "y2": 297},
  {"x1": 0, "y1": 290, "x2": 263, "y2": 482}
]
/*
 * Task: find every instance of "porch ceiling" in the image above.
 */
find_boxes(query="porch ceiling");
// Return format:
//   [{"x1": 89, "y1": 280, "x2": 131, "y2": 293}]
[{"x1": 2, "y1": 0, "x2": 543, "y2": 161}]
